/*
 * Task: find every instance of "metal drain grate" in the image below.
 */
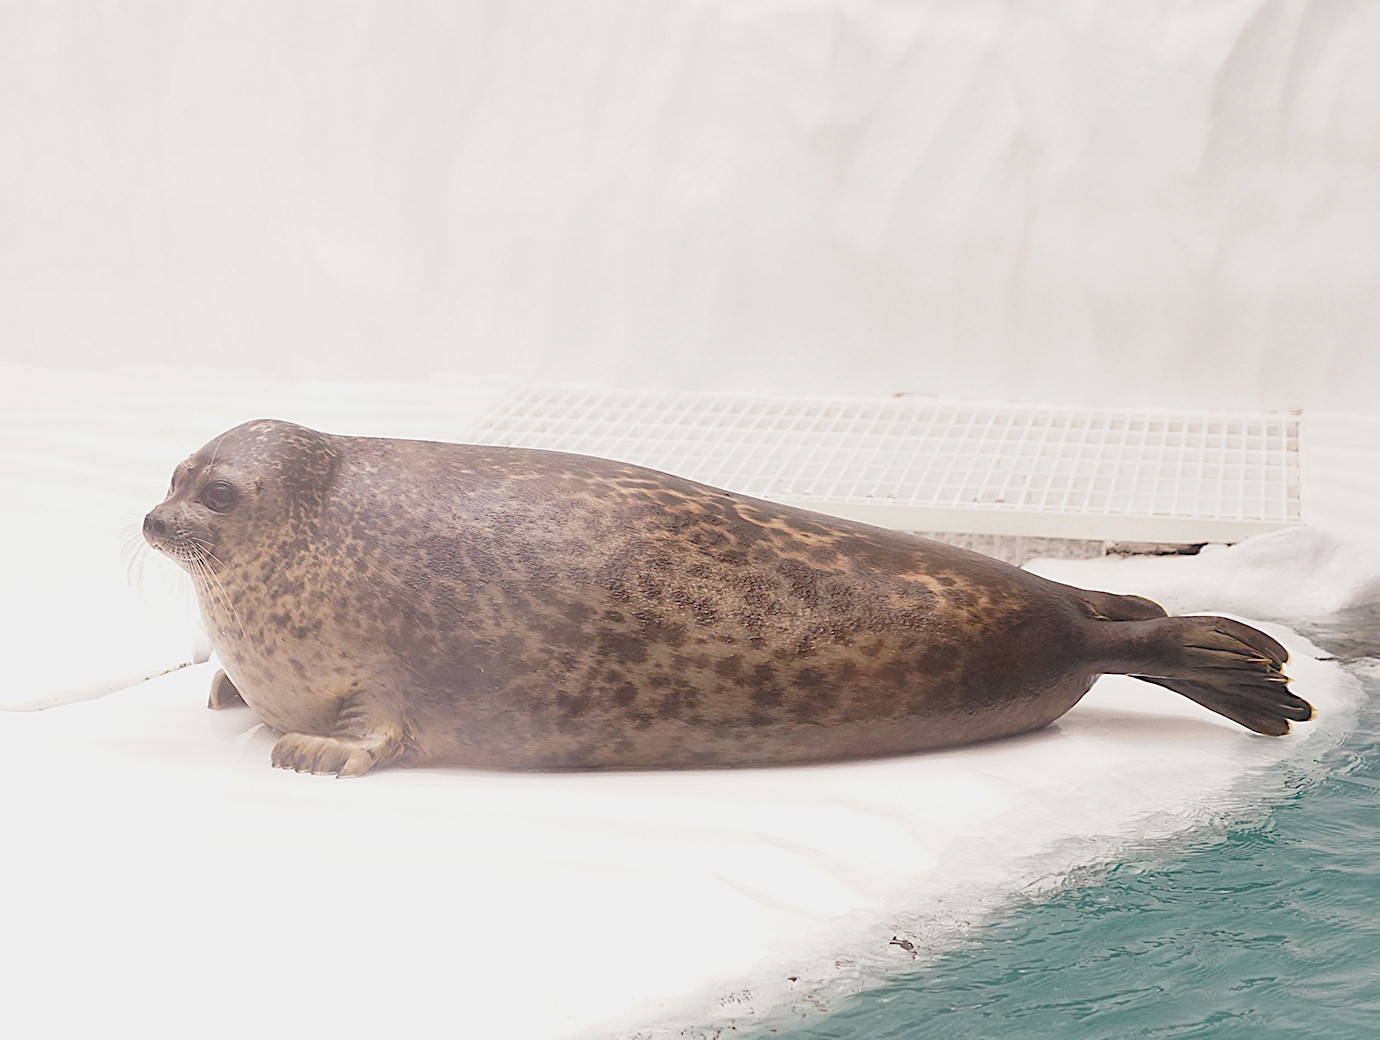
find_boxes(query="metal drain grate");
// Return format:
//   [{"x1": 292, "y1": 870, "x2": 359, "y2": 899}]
[{"x1": 471, "y1": 388, "x2": 1300, "y2": 544}]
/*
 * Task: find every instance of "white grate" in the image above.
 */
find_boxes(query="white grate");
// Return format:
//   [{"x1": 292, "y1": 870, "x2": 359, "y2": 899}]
[{"x1": 471, "y1": 388, "x2": 1301, "y2": 544}]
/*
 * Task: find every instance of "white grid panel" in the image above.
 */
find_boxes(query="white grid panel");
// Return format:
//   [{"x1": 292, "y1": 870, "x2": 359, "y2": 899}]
[{"x1": 471, "y1": 388, "x2": 1301, "y2": 543}]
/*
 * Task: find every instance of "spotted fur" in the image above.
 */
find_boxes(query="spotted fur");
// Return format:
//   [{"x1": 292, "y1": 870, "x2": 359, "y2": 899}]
[{"x1": 142, "y1": 420, "x2": 1310, "y2": 776}]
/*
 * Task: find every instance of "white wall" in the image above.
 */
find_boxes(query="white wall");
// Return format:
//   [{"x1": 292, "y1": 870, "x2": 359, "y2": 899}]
[{"x1": 4, "y1": 1, "x2": 1378, "y2": 412}]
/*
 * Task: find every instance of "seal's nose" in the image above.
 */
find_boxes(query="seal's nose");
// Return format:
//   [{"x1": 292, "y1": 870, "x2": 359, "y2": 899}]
[{"x1": 143, "y1": 511, "x2": 168, "y2": 544}]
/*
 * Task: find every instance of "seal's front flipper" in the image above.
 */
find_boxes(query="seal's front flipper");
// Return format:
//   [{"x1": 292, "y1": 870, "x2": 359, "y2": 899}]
[
  {"x1": 270, "y1": 694, "x2": 405, "y2": 777},
  {"x1": 271, "y1": 732, "x2": 387, "y2": 777},
  {"x1": 1097, "y1": 615, "x2": 1313, "y2": 736},
  {"x1": 208, "y1": 669, "x2": 247, "y2": 710}
]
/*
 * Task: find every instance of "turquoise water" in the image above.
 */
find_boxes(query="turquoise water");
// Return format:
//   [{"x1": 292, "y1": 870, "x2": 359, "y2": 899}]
[{"x1": 766, "y1": 609, "x2": 1380, "y2": 1040}]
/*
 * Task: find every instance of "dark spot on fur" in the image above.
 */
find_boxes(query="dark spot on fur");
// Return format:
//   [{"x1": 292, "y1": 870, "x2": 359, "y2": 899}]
[
  {"x1": 741, "y1": 584, "x2": 771, "y2": 613},
  {"x1": 424, "y1": 538, "x2": 470, "y2": 582},
  {"x1": 778, "y1": 559, "x2": 823, "y2": 606},
  {"x1": 946, "y1": 589, "x2": 976, "y2": 610},
  {"x1": 751, "y1": 686, "x2": 783, "y2": 709},
  {"x1": 793, "y1": 684, "x2": 838, "y2": 721},
  {"x1": 690, "y1": 600, "x2": 718, "y2": 626},
  {"x1": 917, "y1": 642, "x2": 960, "y2": 674},
  {"x1": 748, "y1": 663, "x2": 784, "y2": 709},
  {"x1": 806, "y1": 543, "x2": 843, "y2": 565},
  {"x1": 876, "y1": 658, "x2": 911, "y2": 685},
  {"x1": 613, "y1": 683, "x2": 638, "y2": 706},
  {"x1": 465, "y1": 544, "x2": 502, "y2": 581},
  {"x1": 895, "y1": 609, "x2": 930, "y2": 632},
  {"x1": 689, "y1": 528, "x2": 730, "y2": 550},
  {"x1": 714, "y1": 655, "x2": 743, "y2": 678},
  {"x1": 433, "y1": 583, "x2": 462, "y2": 627},
  {"x1": 556, "y1": 692, "x2": 591, "y2": 716}
]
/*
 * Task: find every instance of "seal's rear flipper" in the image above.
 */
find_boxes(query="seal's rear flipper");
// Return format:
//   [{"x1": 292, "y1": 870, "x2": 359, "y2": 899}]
[
  {"x1": 1097, "y1": 615, "x2": 1314, "y2": 735},
  {"x1": 208, "y1": 669, "x2": 247, "y2": 710},
  {"x1": 1131, "y1": 674, "x2": 1312, "y2": 736}
]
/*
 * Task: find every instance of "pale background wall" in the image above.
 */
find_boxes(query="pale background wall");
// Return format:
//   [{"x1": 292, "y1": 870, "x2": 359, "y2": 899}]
[{"x1": 4, "y1": 0, "x2": 1377, "y2": 412}]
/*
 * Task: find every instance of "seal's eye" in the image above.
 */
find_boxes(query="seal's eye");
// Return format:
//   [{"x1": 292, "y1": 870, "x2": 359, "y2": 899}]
[{"x1": 200, "y1": 481, "x2": 238, "y2": 513}]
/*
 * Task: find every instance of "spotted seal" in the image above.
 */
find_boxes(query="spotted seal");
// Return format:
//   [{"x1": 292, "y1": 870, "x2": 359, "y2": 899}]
[{"x1": 141, "y1": 419, "x2": 1312, "y2": 777}]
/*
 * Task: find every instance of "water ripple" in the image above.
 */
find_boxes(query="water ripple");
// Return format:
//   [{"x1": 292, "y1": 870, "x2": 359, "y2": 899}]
[{"x1": 768, "y1": 638, "x2": 1380, "y2": 1040}]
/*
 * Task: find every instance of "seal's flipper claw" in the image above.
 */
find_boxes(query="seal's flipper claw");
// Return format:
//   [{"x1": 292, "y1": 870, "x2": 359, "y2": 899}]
[{"x1": 208, "y1": 669, "x2": 247, "y2": 710}]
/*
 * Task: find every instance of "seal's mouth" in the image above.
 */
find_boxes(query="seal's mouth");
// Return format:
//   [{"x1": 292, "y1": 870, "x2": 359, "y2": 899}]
[{"x1": 142, "y1": 510, "x2": 215, "y2": 570}]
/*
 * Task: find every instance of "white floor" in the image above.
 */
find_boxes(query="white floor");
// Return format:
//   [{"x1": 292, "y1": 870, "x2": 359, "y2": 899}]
[{"x1": 1, "y1": 361, "x2": 1375, "y2": 1039}]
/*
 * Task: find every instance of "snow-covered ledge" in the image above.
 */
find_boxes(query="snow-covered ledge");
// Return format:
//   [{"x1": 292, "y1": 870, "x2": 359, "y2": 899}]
[{"x1": 1, "y1": 363, "x2": 1372, "y2": 1038}]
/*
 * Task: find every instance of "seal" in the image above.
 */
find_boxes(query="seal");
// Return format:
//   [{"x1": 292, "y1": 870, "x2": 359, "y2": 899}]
[{"x1": 142, "y1": 419, "x2": 1312, "y2": 777}]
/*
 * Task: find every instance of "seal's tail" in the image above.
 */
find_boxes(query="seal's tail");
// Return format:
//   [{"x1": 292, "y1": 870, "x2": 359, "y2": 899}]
[{"x1": 1093, "y1": 615, "x2": 1313, "y2": 736}]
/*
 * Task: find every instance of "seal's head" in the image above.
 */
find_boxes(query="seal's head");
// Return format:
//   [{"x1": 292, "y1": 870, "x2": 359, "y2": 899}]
[{"x1": 142, "y1": 419, "x2": 338, "y2": 573}]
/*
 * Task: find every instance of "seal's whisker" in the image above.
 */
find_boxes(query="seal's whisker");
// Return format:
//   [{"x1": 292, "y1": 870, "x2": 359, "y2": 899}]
[
  {"x1": 120, "y1": 511, "x2": 156, "y2": 574},
  {"x1": 191, "y1": 551, "x2": 248, "y2": 646},
  {"x1": 121, "y1": 532, "x2": 148, "y2": 587},
  {"x1": 207, "y1": 431, "x2": 230, "y2": 473},
  {"x1": 184, "y1": 557, "x2": 218, "y2": 623},
  {"x1": 126, "y1": 542, "x2": 149, "y2": 590}
]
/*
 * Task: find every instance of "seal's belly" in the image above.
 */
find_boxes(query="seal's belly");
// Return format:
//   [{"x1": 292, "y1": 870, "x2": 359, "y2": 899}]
[
  {"x1": 201, "y1": 601, "x2": 348, "y2": 736},
  {"x1": 213, "y1": 646, "x2": 338, "y2": 735},
  {"x1": 397, "y1": 574, "x2": 1097, "y2": 769}
]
